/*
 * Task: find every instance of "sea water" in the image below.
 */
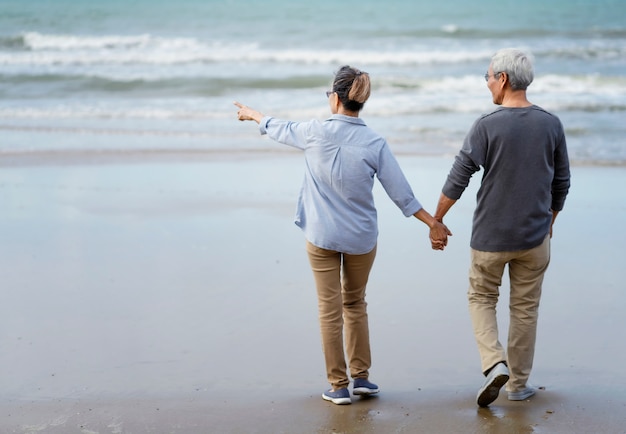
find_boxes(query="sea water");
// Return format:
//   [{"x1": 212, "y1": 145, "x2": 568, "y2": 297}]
[{"x1": 0, "y1": 0, "x2": 625, "y2": 163}]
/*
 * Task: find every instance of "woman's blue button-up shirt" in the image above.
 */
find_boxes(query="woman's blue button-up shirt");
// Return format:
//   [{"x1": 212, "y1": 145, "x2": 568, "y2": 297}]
[{"x1": 260, "y1": 114, "x2": 422, "y2": 255}]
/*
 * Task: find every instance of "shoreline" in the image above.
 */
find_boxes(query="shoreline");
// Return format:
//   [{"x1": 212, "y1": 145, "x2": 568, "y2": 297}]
[{"x1": 2, "y1": 147, "x2": 625, "y2": 168}]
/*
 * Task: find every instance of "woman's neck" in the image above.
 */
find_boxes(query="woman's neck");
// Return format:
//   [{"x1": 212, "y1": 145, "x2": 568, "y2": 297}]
[{"x1": 337, "y1": 107, "x2": 360, "y2": 117}]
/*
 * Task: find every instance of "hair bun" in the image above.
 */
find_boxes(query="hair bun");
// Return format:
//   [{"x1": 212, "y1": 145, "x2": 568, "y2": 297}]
[{"x1": 334, "y1": 65, "x2": 371, "y2": 110}]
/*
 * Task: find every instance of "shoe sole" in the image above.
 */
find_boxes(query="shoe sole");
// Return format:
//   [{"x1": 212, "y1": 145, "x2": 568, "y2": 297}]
[
  {"x1": 477, "y1": 373, "x2": 509, "y2": 407},
  {"x1": 353, "y1": 387, "x2": 379, "y2": 396},
  {"x1": 322, "y1": 393, "x2": 351, "y2": 405}
]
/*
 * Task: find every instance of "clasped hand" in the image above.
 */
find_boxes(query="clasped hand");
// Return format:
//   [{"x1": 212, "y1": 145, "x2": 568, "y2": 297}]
[{"x1": 429, "y1": 221, "x2": 452, "y2": 251}]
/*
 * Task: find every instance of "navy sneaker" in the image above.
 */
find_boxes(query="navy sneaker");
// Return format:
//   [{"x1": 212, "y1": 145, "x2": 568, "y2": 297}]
[
  {"x1": 322, "y1": 388, "x2": 351, "y2": 405},
  {"x1": 353, "y1": 378, "x2": 379, "y2": 396},
  {"x1": 477, "y1": 362, "x2": 509, "y2": 407}
]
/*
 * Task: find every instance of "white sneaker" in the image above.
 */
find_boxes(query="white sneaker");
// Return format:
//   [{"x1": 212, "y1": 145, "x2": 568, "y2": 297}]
[
  {"x1": 477, "y1": 362, "x2": 509, "y2": 407},
  {"x1": 508, "y1": 385, "x2": 536, "y2": 401}
]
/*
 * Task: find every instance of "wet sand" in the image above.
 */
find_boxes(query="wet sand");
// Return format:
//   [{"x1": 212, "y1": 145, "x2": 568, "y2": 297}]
[{"x1": 1, "y1": 152, "x2": 624, "y2": 433}]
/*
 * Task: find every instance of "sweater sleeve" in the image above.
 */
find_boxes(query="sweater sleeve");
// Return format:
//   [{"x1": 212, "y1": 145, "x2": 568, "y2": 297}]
[
  {"x1": 550, "y1": 121, "x2": 571, "y2": 211},
  {"x1": 442, "y1": 119, "x2": 483, "y2": 200}
]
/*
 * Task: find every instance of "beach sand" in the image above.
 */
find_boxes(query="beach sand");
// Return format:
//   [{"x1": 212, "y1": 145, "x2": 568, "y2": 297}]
[{"x1": 1, "y1": 151, "x2": 624, "y2": 433}]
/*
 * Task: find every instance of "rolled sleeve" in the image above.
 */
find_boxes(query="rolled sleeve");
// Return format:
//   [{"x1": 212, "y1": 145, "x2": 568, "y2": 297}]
[{"x1": 259, "y1": 116, "x2": 273, "y2": 135}]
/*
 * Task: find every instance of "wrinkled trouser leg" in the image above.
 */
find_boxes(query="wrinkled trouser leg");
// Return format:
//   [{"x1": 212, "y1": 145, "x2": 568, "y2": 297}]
[
  {"x1": 506, "y1": 236, "x2": 550, "y2": 392},
  {"x1": 306, "y1": 241, "x2": 376, "y2": 390},
  {"x1": 468, "y1": 249, "x2": 509, "y2": 375},
  {"x1": 469, "y1": 236, "x2": 550, "y2": 387}
]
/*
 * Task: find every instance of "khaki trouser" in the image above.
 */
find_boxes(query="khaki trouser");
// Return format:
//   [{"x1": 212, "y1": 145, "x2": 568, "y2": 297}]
[
  {"x1": 468, "y1": 235, "x2": 550, "y2": 392},
  {"x1": 306, "y1": 241, "x2": 377, "y2": 390}
]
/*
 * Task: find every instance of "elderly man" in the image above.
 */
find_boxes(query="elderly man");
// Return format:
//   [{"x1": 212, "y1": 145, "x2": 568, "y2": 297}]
[{"x1": 433, "y1": 48, "x2": 571, "y2": 407}]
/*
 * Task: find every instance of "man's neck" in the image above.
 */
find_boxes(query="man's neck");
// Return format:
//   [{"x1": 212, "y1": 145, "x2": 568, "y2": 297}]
[{"x1": 501, "y1": 90, "x2": 532, "y2": 108}]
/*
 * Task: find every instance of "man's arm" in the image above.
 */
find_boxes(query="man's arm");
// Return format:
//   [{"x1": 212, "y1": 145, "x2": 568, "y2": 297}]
[
  {"x1": 431, "y1": 192, "x2": 458, "y2": 250},
  {"x1": 434, "y1": 192, "x2": 457, "y2": 223}
]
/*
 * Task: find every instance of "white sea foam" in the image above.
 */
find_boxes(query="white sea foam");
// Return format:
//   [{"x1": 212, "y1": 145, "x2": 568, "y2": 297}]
[
  {"x1": 1, "y1": 45, "x2": 493, "y2": 68},
  {"x1": 441, "y1": 24, "x2": 460, "y2": 34},
  {"x1": 3, "y1": 72, "x2": 623, "y2": 122},
  {"x1": 3, "y1": 31, "x2": 623, "y2": 74},
  {"x1": 21, "y1": 32, "x2": 202, "y2": 51},
  {"x1": 0, "y1": 104, "x2": 233, "y2": 120}
]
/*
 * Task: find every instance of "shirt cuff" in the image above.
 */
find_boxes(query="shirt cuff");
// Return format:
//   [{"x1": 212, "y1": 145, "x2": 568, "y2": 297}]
[
  {"x1": 259, "y1": 116, "x2": 273, "y2": 135},
  {"x1": 404, "y1": 200, "x2": 423, "y2": 217}
]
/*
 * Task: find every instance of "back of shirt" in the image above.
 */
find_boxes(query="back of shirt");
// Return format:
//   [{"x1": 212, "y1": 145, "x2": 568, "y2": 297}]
[
  {"x1": 443, "y1": 105, "x2": 570, "y2": 252},
  {"x1": 261, "y1": 114, "x2": 422, "y2": 254}
]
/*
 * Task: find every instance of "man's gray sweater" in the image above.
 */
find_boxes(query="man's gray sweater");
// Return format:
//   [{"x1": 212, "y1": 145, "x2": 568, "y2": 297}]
[{"x1": 442, "y1": 105, "x2": 571, "y2": 252}]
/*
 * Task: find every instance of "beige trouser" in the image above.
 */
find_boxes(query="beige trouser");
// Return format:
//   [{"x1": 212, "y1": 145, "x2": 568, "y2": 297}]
[
  {"x1": 306, "y1": 241, "x2": 377, "y2": 390},
  {"x1": 468, "y1": 235, "x2": 550, "y2": 392}
]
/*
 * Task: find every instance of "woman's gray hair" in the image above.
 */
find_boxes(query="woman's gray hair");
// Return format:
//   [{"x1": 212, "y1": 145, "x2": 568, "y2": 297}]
[{"x1": 491, "y1": 48, "x2": 534, "y2": 91}]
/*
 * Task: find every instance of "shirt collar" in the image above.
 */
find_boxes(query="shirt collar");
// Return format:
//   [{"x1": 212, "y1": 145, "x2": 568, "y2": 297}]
[{"x1": 327, "y1": 113, "x2": 366, "y2": 126}]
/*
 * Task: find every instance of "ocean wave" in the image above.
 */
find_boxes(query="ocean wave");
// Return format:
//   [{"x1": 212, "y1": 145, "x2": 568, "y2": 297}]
[
  {"x1": 531, "y1": 74, "x2": 626, "y2": 98},
  {"x1": 1, "y1": 93, "x2": 624, "y2": 122},
  {"x1": 5, "y1": 68, "x2": 623, "y2": 88},
  {"x1": 0, "y1": 106, "x2": 231, "y2": 120},
  {"x1": 19, "y1": 32, "x2": 206, "y2": 51},
  {"x1": 1, "y1": 31, "x2": 624, "y2": 68},
  {"x1": 0, "y1": 73, "x2": 331, "y2": 99},
  {"x1": 0, "y1": 123, "x2": 221, "y2": 138},
  {"x1": 2, "y1": 72, "x2": 625, "y2": 109},
  {"x1": 0, "y1": 45, "x2": 491, "y2": 68}
]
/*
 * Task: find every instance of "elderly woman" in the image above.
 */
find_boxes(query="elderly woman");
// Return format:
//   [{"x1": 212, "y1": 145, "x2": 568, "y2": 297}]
[{"x1": 234, "y1": 65, "x2": 450, "y2": 405}]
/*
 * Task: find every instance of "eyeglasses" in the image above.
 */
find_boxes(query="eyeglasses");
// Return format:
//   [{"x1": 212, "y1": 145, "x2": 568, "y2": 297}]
[
  {"x1": 326, "y1": 90, "x2": 335, "y2": 97},
  {"x1": 484, "y1": 72, "x2": 502, "y2": 82}
]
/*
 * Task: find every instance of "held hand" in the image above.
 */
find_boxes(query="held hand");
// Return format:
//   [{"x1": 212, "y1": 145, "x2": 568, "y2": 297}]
[
  {"x1": 429, "y1": 221, "x2": 452, "y2": 251},
  {"x1": 412, "y1": 209, "x2": 452, "y2": 251},
  {"x1": 233, "y1": 101, "x2": 263, "y2": 123}
]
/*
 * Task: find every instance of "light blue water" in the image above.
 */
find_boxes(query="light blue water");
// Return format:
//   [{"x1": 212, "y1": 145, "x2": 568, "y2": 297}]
[{"x1": 1, "y1": 0, "x2": 625, "y2": 163}]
